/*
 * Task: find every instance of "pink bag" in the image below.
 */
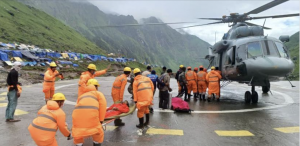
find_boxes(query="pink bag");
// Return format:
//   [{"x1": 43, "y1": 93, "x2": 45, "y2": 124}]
[{"x1": 171, "y1": 97, "x2": 191, "y2": 113}]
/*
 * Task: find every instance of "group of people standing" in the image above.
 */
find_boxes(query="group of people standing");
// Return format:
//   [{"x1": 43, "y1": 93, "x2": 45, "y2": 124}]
[
  {"x1": 176, "y1": 65, "x2": 222, "y2": 102},
  {"x1": 26, "y1": 62, "x2": 165, "y2": 146}
]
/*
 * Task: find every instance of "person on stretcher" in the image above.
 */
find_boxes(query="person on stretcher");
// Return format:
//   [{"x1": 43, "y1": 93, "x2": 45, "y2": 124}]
[{"x1": 105, "y1": 100, "x2": 130, "y2": 120}]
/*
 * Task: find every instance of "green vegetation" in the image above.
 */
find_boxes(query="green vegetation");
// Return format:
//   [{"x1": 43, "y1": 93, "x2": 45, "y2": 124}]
[
  {"x1": 18, "y1": 0, "x2": 211, "y2": 70},
  {"x1": 285, "y1": 32, "x2": 299, "y2": 80},
  {"x1": 0, "y1": 0, "x2": 105, "y2": 54}
]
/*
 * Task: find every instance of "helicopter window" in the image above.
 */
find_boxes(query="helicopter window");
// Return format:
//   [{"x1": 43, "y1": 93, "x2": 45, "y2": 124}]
[
  {"x1": 274, "y1": 42, "x2": 289, "y2": 58},
  {"x1": 247, "y1": 41, "x2": 263, "y2": 58},
  {"x1": 236, "y1": 44, "x2": 247, "y2": 62},
  {"x1": 262, "y1": 41, "x2": 279, "y2": 57},
  {"x1": 267, "y1": 41, "x2": 280, "y2": 57}
]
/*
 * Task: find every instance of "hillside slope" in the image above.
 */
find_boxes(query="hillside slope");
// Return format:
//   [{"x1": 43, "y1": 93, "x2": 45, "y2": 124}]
[
  {"x1": 19, "y1": 0, "x2": 211, "y2": 69},
  {"x1": 285, "y1": 32, "x2": 299, "y2": 80},
  {"x1": 0, "y1": 0, "x2": 105, "y2": 54}
]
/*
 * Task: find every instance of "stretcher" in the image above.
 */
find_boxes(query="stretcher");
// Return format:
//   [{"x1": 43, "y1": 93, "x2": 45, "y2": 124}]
[{"x1": 102, "y1": 104, "x2": 136, "y2": 130}]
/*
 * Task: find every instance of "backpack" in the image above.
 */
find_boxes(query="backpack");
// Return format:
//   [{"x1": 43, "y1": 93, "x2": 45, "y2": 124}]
[{"x1": 157, "y1": 74, "x2": 166, "y2": 89}]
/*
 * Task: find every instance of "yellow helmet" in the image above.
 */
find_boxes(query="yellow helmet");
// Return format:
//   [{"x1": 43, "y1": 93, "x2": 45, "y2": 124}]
[
  {"x1": 87, "y1": 64, "x2": 97, "y2": 70},
  {"x1": 124, "y1": 67, "x2": 131, "y2": 72},
  {"x1": 211, "y1": 66, "x2": 215, "y2": 70},
  {"x1": 52, "y1": 93, "x2": 66, "y2": 101},
  {"x1": 87, "y1": 79, "x2": 100, "y2": 86},
  {"x1": 179, "y1": 65, "x2": 184, "y2": 68},
  {"x1": 50, "y1": 62, "x2": 57, "y2": 67},
  {"x1": 133, "y1": 68, "x2": 141, "y2": 74}
]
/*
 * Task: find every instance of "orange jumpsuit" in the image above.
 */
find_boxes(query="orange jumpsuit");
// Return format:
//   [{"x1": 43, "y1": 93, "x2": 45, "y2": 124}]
[
  {"x1": 78, "y1": 70, "x2": 106, "y2": 97},
  {"x1": 28, "y1": 100, "x2": 70, "y2": 146},
  {"x1": 133, "y1": 75, "x2": 154, "y2": 118},
  {"x1": 72, "y1": 85, "x2": 107, "y2": 145},
  {"x1": 185, "y1": 70, "x2": 197, "y2": 94},
  {"x1": 43, "y1": 68, "x2": 63, "y2": 100},
  {"x1": 206, "y1": 70, "x2": 222, "y2": 99},
  {"x1": 111, "y1": 74, "x2": 128, "y2": 103},
  {"x1": 197, "y1": 71, "x2": 207, "y2": 94}
]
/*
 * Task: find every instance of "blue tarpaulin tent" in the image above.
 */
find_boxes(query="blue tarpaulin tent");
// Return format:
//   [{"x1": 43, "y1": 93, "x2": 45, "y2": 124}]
[
  {"x1": 0, "y1": 51, "x2": 8, "y2": 61},
  {"x1": 0, "y1": 43, "x2": 7, "y2": 47},
  {"x1": 68, "y1": 53, "x2": 77, "y2": 59},
  {"x1": 73, "y1": 64, "x2": 79, "y2": 67},
  {"x1": 108, "y1": 58, "x2": 115, "y2": 62},
  {"x1": 101, "y1": 56, "x2": 107, "y2": 61},
  {"x1": 1, "y1": 50, "x2": 12, "y2": 53},
  {"x1": 35, "y1": 52, "x2": 47, "y2": 58},
  {"x1": 12, "y1": 51, "x2": 22, "y2": 58},
  {"x1": 47, "y1": 52, "x2": 61, "y2": 58},
  {"x1": 59, "y1": 61, "x2": 73, "y2": 65}
]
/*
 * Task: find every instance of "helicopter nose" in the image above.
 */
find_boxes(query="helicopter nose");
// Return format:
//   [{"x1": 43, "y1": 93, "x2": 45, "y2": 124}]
[{"x1": 245, "y1": 57, "x2": 294, "y2": 77}]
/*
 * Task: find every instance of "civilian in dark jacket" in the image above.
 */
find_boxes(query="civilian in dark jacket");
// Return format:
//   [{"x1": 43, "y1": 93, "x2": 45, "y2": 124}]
[{"x1": 6, "y1": 62, "x2": 22, "y2": 122}]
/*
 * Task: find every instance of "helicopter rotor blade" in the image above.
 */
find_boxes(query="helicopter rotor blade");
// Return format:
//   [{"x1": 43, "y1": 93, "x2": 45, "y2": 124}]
[
  {"x1": 92, "y1": 22, "x2": 196, "y2": 28},
  {"x1": 176, "y1": 21, "x2": 224, "y2": 29},
  {"x1": 198, "y1": 18, "x2": 223, "y2": 20},
  {"x1": 250, "y1": 13, "x2": 299, "y2": 20},
  {"x1": 244, "y1": 0, "x2": 288, "y2": 15},
  {"x1": 245, "y1": 22, "x2": 272, "y2": 29}
]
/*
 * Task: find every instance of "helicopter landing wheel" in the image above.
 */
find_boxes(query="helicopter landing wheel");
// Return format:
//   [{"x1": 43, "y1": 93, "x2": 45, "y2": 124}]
[
  {"x1": 244, "y1": 91, "x2": 251, "y2": 103},
  {"x1": 251, "y1": 91, "x2": 258, "y2": 103}
]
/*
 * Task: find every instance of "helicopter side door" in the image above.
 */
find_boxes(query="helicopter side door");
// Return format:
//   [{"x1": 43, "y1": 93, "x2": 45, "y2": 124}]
[{"x1": 223, "y1": 46, "x2": 237, "y2": 79}]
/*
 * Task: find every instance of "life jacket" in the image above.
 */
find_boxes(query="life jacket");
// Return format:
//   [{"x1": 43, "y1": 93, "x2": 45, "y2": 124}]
[{"x1": 72, "y1": 85, "x2": 107, "y2": 138}]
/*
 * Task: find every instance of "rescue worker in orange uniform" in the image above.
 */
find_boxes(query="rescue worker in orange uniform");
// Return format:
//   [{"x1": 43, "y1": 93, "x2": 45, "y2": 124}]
[
  {"x1": 194, "y1": 67, "x2": 198, "y2": 73},
  {"x1": 78, "y1": 64, "x2": 110, "y2": 97},
  {"x1": 215, "y1": 67, "x2": 222, "y2": 98},
  {"x1": 197, "y1": 66, "x2": 207, "y2": 101},
  {"x1": 206, "y1": 66, "x2": 222, "y2": 102},
  {"x1": 28, "y1": 93, "x2": 72, "y2": 146},
  {"x1": 133, "y1": 68, "x2": 154, "y2": 128},
  {"x1": 185, "y1": 67, "x2": 197, "y2": 101},
  {"x1": 43, "y1": 62, "x2": 63, "y2": 102},
  {"x1": 111, "y1": 67, "x2": 131, "y2": 103},
  {"x1": 111, "y1": 67, "x2": 131, "y2": 126},
  {"x1": 72, "y1": 79, "x2": 107, "y2": 146}
]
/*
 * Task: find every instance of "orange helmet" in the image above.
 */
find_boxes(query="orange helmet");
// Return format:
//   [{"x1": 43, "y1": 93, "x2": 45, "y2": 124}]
[
  {"x1": 187, "y1": 66, "x2": 192, "y2": 70},
  {"x1": 199, "y1": 65, "x2": 203, "y2": 69},
  {"x1": 194, "y1": 67, "x2": 198, "y2": 71}
]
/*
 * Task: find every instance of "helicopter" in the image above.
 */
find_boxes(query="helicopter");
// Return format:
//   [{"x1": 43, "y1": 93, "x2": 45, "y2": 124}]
[
  {"x1": 177, "y1": 0, "x2": 298, "y2": 103},
  {"x1": 95, "y1": 0, "x2": 298, "y2": 103}
]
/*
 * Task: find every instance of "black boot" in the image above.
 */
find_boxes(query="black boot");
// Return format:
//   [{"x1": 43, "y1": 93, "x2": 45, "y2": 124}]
[
  {"x1": 150, "y1": 107, "x2": 154, "y2": 113},
  {"x1": 114, "y1": 119, "x2": 125, "y2": 126},
  {"x1": 202, "y1": 94, "x2": 206, "y2": 101},
  {"x1": 144, "y1": 114, "x2": 150, "y2": 126},
  {"x1": 136, "y1": 118, "x2": 144, "y2": 128},
  {"x1": 184, "y1": 94, "x2": 188, "y2": 101},
  {"x1": 188, "y1": 94, "x2": 192, "y2": 101},
  {"x1": 93, "y1": 143, "x2": 101, "y2": 146},
  {"x1": 193, "y1": 93, "x2": 197, "y2": 101}
]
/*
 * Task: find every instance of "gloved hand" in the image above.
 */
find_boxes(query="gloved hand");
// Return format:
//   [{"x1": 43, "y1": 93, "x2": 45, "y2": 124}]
[{"x1": 67, "y1": 133, "x2": 73, "y2": 140}]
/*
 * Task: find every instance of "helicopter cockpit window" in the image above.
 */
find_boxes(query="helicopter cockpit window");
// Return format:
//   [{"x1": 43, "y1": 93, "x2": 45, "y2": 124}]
[
  {"x1": 247, "y1": 41, "x2": 263, "y2": 58},
  {"x1": 274, "y1": 42, "x2": 289, "y2": 58},
  {"x1": 262, "y1": 41, "x2": 279, "y2": 57},
  {"x1": 236, "y1": 44, "x2": 247, "y2": 62}
]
